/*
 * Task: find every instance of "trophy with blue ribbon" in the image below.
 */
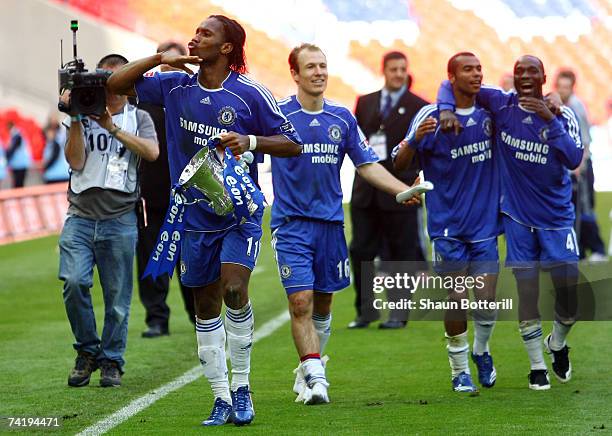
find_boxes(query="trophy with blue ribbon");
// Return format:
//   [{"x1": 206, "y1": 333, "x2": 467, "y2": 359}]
[
  {"x1": 143, "y1": 135, "x2": 264, "y2": 280},
  {"x1": 178, "y1": 145, "x2": 235, "y2": 215}
]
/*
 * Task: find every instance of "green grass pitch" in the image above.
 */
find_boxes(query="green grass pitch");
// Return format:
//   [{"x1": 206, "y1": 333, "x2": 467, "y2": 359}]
[{"x1": 1, "y1": 194, "x2": 611, "y2": 435}]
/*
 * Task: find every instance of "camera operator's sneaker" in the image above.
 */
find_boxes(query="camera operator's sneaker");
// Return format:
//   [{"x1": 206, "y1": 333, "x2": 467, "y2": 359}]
[
  {"x1": 471, "y1": 352, "x2": 497, "y2": 388},
  {"x1": 230, "y1": 386, "x2": 254, "y2": 426},
  {"x1": 99, "y1": 359, "x2": 122, "y2": 387},
  {"x1": 68, "y1": 351, "x2": 98, "y2": 387},
  {"x1": 201, "y1": 398, "x2": 233, "y2": 426},
  {"x1": 528, "y1": 369, "x2": 551, "y2": 390},
  {"x1": 451, "y1": 372, "x2": 479, "y2": 394},
  {"x1": 544, "y1": 334, "x2": 572, "y2": 383}
]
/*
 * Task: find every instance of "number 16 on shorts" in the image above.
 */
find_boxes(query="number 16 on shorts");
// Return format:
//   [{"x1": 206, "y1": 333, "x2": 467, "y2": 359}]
[{"x1": 337, "y1": 258, "x2": 350, "y2": 280}]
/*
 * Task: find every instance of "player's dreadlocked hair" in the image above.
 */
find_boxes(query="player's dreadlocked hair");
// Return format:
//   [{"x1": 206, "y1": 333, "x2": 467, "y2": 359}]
[{"x1": 209, "y1": 15, "x2": 248, "y2": 74}]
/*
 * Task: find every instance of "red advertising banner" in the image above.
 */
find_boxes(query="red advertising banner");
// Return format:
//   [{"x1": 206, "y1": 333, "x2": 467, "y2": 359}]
[{"x1": 0, "y1": 183, "x2": 68, "y2": 245}]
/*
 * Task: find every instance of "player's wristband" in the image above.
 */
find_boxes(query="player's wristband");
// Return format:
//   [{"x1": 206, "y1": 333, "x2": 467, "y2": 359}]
[
  {"x1": 248, "y1": 135, "x2": 257, "y2": 151},
  {"x1": 70, "y1": 115, "x2": 82, "y2": 123},
  {"x1": 109, "y1": 125, "x2": 121, "y2": 137}
]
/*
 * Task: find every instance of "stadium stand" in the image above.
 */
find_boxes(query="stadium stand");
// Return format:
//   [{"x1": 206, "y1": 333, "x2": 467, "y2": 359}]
[
  {"x1": 53, "y1": 0, "x2": 610, "y2": 122},
  {"x1": 0, "y1": 109, "x2": 44, "y2": 161},
  {"x1": 322, "y1": 0, "x2": 416, "y2": 21}
]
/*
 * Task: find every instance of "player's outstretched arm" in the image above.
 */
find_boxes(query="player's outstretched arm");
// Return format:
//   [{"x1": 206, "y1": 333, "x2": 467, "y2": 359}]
[
  {"x1": 357, "y1": 162, "x2": 408, "y2": 195},
  {"x1": 107, "y1": 53, "x2": 202, "y2": 96},
  {"x1": 356, "y1": 162, "x2": 418, "y2": 205},
  {"x1": 220, "y1": 132, "x2": 302, "y2": 157}
]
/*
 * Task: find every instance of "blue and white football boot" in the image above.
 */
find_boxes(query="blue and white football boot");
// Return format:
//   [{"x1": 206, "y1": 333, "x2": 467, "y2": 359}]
[
  {"x1": 230, "y1": 386, "x2": 255, "y2": 426},
  {"x1": 201, "y1": 398, "x2": 233, "y2": 426},
  {"x1": 451, "y1": 371, "x2": 479, "y2": 394},
  {"x1": 471, "y1": 352, "x2": 497, "y2": 387}
]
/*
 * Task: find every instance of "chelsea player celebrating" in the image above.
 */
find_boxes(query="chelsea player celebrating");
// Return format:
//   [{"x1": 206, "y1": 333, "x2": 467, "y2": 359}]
[
  {"x1": 271, "y1": 44, "x2": 419, "y2": 405},
  {"x1": 437, "y1": 55, "x2": 583, "y2": 391},
  {"x1": 393, "y1": 53, "x2": 500, "y2": 394},
  {"x1": 107, "y1": 15, "x2": 301, "y2": 426}
]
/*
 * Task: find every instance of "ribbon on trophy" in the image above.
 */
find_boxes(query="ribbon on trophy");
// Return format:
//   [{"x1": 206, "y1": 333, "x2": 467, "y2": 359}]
[{"x1": 142, "y1": 135, "x2": 265, "y2": 280}]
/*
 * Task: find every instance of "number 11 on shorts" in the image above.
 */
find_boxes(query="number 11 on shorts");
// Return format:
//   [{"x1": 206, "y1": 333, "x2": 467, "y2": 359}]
[{"x1": 246, "y1": 237, "x2": 261, "y2": 258}]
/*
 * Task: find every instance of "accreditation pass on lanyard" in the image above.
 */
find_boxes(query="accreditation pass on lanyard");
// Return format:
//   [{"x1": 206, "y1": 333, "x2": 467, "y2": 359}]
[
  {"x1": 104, "y1": 105, "x2": 129, "y2": 190},
  {"x1": 369, "y1": 128, "x2": 387, "y2": 161}
]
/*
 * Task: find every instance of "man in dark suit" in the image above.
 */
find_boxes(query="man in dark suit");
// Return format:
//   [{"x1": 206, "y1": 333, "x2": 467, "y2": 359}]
[
  {"x1": 136, "y1": 41, "x2": 196, "y2": 337},
  {"x1": 349, "y1": 51, "x2": 428, "y2": 329}
]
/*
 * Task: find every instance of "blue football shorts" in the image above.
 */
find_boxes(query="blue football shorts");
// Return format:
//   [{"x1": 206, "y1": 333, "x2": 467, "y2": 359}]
[
  {"x1": 431, "y1": 236, "x2": 499, "y2": 275},
  {"x1": 179, "y1": 211, "x2": 263, "y2": 287},
  {"x1": 503, "y1": 214, "x2": 579, "y2": 268},
  {"x1": 271, "y1": 218, "x2": 350, "y2": 295}
]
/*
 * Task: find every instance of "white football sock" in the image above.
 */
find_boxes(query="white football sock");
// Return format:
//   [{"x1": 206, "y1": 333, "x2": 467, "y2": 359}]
[
  {"x1": 225, "y1": 301, "x2": 254, "y2": 391},
  {"x1": 550, "y1": 320, "x2": 573, "y2": 351},
  {"x1": 519, "y1": 319, "x2": 546, "y2": 370},
  {"x1": 312, "y1": 312, "x2": 332, "y2": 355},
  {"x1": 446, "y1": 331, "x2": 470, "y2": 378},
  {"x1": 302, "y1": 357, "x2": 328, "y2": 388},
  {"x1": 196, "y1": 316, "x2": 231, "y2": 405},
  {"x1": 473, "y1": 308, "x2": 497, "y2": 355}
]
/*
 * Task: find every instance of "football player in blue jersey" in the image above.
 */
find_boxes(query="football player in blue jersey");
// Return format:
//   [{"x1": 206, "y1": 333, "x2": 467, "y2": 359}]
[
  {"x1": 393, "y1": 52, "x2": 500, "y2": 394},
  {"x1": 437, "y1": 55, "x2": 583, "y2": 391},
  {"x1": 107, "y1": 15, "x2": 302, "y2": 426},
  {"x1": 271, "y1": 44, "x2": 419, "y2": 405}
]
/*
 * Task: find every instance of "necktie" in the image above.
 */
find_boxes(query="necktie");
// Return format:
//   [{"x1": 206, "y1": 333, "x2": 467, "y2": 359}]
[{"x1": 381, "y1": 92, "x2": 392, "y2": 119}]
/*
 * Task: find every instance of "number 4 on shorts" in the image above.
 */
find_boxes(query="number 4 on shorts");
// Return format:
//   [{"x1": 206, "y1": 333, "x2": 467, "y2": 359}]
[{"x1": 566, "y1": 232, "x2": 575, "y2": 252}]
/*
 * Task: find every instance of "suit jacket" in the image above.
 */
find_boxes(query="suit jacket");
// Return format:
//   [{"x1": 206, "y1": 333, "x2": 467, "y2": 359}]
[
  {"x1": 351, "y1": 88, "x2": 429, "y2": 211},
  {"x1": 137, "y1": 102, "x2": 171, "y2": 213}
]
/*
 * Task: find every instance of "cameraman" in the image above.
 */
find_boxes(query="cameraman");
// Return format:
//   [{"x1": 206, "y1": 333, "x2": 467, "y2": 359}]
[{"x1": 58, "y1": 54, "x2": 159, "y2": 388}]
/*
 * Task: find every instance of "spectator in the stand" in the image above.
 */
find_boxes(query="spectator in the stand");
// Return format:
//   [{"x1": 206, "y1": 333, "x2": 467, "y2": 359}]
[
  {"x1": 42, "y1": 116, "x2": 70, "y2": 184},
  {"x1": 136, "y1": 41, "x2": 196, "y2": 338},
  {"x1": 0, "y1": 137, "x2": 6, "y2": 186},
  {"x1": 499, "y1": 72, "x2": 514, "y2": 92},
  {"x1": 58, "y1": 54, "x2": 158, "y2": 388},
  {"x1": 349, "y1": 51, "x2": 428, "y2": 329},
  {"x1": 6, "y1": 120, "x2": 32, "y2": 188},
  {"x1": 555, "y1": 69, "x2": 607, "y2": 262}
]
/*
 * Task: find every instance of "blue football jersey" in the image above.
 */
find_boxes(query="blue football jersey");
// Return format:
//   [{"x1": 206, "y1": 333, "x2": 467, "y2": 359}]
[
  {"x1": 392, "y1": 104, "x2": 501, "y2": 241},
  {"x1": 270, "y1": 96, "x2": 378, "y2": 228},
  {"x1": 135, "y1": 71, "x2": 301, "y2": 231},
  {"x1": 438, "y1": 81, "x2": 583, "y2": 229}
]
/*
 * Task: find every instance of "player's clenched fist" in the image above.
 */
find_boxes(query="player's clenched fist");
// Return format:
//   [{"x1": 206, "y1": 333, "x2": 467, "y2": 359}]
[
  {"x1": 415, "y1": 116, "x2": 437, "y2": 142},
  {"x1": 218, "y1": 131, "x2": 249, "y2": 156}
]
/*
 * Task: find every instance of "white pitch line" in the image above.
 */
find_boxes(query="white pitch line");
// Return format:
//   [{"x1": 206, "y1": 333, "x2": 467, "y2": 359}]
[
  {"x1": 77, "y1": 310, "x2": 290, "y2": 436},
  {"x1": 252, "y1": 265, "x2": 267, "y2": 275}
]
